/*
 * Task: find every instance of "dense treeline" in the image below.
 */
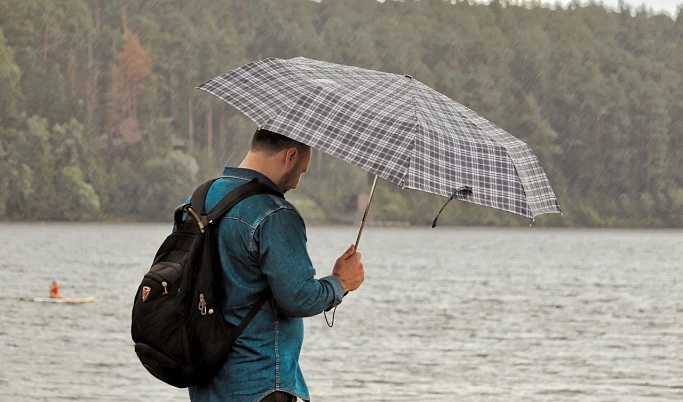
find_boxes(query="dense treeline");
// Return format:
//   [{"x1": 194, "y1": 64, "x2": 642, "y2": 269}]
[{"x1": 0, "y1": 0, "x2": 681, "y2": 227}]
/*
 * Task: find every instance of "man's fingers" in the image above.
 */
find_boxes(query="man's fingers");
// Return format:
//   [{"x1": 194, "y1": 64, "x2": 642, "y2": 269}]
[{"x1": 342, "y1": 244, "x2": 356, "y2": 259}]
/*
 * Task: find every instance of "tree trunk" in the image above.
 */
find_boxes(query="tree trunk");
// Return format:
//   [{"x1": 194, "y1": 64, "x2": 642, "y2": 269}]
[
  {"x1": 594, "y1": 123, "x2": 601, "y2": 148},
  {"x1": 316, "y1": 149, "x2": 323, "y2": 178},
  {"x1": 126, "y1": 82, "x2": 132, "y2": 117},
  {"x1": 43, "y1": 19, "x2": 49, "y2": 62},
  {"x1": 86, "y1": 36, "x2": 98, "y2": 137},
  {"x1": 241, "y1": 0, "x2": 250, "y2": 27},
  {"x1": 170, "y1": 66, "x2": 178, "y2": 122},
  {"x1": 646, "y1": 143, "x2": 652, "y2": 194},
  {"x1": 133, "y1": 85, "x2": 137, "y2": 119},
  {"x1": 188, "y1": 98, "x2": 194, "y2": 152},
  {"x1": 594, "y1": 106, "x2": 602, "y2": 150},
  {"x1": 94, "y1": 0, "x2": 101, "y2": 35},
  {"x1": 120, "y1": 3, "x2": 129, "y2": 37},
  {"x1": 68, "y1": 50, "x2": 77, "y2": 97},
  {"x1": 219, "y1": 105, "x2": 227, "y2": 157},
  {"x1": 206, "y1": 98, "x2": 213, "y2": 155}
]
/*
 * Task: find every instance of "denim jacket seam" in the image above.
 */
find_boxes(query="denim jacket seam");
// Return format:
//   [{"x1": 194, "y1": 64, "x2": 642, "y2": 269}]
[
  {"x1": 249, "y1": 205, "x2": 298, "y2": 258},
  {"x1": 222, "y1": 216, "x2": 256, "y2": 230},
  {"x1": 273, "y1": 299, "x2": 280, "y2": 390},
  {"x1": 271, "y1": 194, "x2": 285, "y2": 208},
  {"x1": 255, "y1": 205, "x2": 297, "y2": 228}
]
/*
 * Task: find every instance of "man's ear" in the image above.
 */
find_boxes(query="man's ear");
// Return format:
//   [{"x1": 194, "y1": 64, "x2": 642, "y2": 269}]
[{"x1": 284, "y1": 148, "x2": 298, "y2": 166}]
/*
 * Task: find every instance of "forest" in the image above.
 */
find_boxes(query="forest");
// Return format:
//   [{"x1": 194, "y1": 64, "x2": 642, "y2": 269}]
[{"x1": 0, "y1": 0, "x2": 681, "y2": 227}]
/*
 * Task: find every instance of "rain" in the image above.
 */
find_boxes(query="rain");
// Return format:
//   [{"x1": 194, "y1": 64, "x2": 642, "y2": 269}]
[{"x1": 0, "y1": 0, "x2": 682, "y2": 401}]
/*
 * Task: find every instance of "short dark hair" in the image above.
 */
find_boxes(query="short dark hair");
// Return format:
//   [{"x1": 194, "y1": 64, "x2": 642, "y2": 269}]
[{"x1": 251, "y1": 128, "x2": 308, "y2": 155}]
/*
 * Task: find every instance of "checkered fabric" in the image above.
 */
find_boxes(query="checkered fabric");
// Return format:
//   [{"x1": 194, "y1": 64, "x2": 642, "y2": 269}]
[{"x1": 198, "y1": 57, "x2": 561, "y2": 219}]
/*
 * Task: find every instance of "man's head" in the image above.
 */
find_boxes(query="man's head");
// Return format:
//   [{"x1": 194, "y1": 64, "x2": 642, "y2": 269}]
[{"x1": 241, "y1": 128, "x2": 311, "y2": 193}]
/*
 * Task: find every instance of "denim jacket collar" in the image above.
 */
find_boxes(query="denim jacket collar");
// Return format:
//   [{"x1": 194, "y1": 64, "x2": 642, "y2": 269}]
[{"x1": 221, "y1": 167, "x2": 284, "y2": 198}]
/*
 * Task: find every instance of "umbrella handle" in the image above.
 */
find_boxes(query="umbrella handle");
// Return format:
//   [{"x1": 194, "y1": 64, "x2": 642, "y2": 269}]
[{"x1": 355, "y1": 175, "x2": 379, "y2": 250}]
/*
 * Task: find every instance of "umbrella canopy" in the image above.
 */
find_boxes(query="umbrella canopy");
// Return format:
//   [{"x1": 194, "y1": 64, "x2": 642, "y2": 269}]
[{"x1": 198, "y1": 57, "x2": 561, "y2": 220}]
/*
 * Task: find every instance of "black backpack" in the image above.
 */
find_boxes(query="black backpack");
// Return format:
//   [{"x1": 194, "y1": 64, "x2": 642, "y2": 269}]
[{"x1": 131, "y1": 178, "x2": 282, "y2": 388}]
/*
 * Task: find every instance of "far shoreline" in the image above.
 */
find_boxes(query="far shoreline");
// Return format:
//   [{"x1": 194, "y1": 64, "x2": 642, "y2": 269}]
[{"x1": 0, "y1": 220, "x2": 681, "y2": 230}]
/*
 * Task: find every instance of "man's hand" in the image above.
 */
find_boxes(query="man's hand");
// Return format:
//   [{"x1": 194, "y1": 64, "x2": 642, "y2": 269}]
[{"x1": 332, "y1": 244, "x2": 364, "y2": 293}]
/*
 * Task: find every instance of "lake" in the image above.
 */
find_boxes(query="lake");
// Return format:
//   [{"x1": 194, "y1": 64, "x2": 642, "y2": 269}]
[{"x1": 0, "y1": 224, "x2": 681, "y2": 401}]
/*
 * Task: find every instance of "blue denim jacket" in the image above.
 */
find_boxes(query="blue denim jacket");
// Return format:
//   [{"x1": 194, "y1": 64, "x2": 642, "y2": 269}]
[{"x1": 189, "y1": 167, "x2": 345, "y2": 402}]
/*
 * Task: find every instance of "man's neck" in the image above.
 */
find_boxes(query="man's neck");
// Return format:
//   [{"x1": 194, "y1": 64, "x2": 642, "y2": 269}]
[{"x1": 238, "y1": 152, "x2": 281, "y2": 187}]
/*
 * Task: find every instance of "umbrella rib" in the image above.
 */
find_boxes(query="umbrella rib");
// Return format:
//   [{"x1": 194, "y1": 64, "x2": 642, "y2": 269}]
[{"x1": 402, "y1": 75, "x2": 421, "y2": 189}]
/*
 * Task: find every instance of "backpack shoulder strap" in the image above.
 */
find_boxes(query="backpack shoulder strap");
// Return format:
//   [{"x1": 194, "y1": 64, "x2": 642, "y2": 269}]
[
  {"x1": 199, "y1": 179, "x2": 281, "y2": 333},
  {"x1": 237, "y1": 287, "x2": 272, "y2": 334},
  {"x1": 204, "y1": 179, "x2": 284, "y2": 223},
  {"x1": 189, "y1": 178, "x2": 220, "y2": 213}
]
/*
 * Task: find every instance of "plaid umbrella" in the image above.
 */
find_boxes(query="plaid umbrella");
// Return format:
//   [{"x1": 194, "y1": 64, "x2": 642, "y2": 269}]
[{"x1": 198, "y1": 57, "x2": 561, "y2": 226}]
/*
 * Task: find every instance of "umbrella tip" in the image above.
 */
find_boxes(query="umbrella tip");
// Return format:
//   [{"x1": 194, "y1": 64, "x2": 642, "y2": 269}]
[{"x1": 404, "y1": 74, "x2": 413, "y2": 80}]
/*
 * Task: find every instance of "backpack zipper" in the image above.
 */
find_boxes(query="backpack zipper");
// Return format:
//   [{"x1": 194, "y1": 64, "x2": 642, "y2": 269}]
[
  {"x1": 144, "y1": 272, "x2": 171, "y2": 295},
  {"x1": 198, "y1": 294, "x2": 207, "y2": 315}
]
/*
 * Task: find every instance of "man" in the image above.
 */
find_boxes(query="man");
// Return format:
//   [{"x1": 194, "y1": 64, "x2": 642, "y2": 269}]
[{"x1": 189, "y1": 128, "x2": 365, "y2": 402}]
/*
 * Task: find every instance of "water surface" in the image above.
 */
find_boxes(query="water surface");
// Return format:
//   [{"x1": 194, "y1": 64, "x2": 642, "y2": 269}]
[{"x1": 0, "y1": 224, "x2": 681, "y2": 401}]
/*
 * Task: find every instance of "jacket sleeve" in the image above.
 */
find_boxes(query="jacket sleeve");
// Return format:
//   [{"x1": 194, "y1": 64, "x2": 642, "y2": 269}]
[{"x1": 255, "y1": 207, "x2": 344, "y2": 318}]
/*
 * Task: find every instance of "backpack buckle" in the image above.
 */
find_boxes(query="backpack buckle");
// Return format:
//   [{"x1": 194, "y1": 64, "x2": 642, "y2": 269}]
[
  {"x1": 185, "y1": 207, "x2": 205, "y2": 233},
  {"x1": 173, "y1": 203, "x2": 189, "y2": 228}
]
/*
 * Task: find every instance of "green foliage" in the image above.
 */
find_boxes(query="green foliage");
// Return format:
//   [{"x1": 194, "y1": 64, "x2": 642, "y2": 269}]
[
  {"x1": 296, "y1": 155, "x2": 368, "y2": 223},
  {"x1": 373, "y1": 185, "x2": 410, "y2": 222},
  {"x1": 95, "y1": 118, "x2": 200, "y2": 221},
  {"x1": 0, "y1": 26, "x2": 21, "y2": 126},
  {"x1": 0, "y1": 26, "x2": 22, "y2": 216},
  {"x1": 1, "y1": 116, "x2": 102, "y2": 220},
  {"x1": 0, "y1": 0, "x2": 681, "y2": 227},
  {"x1": 0, "y1": 140, "x2": 7, "y2": 217},
  {"x1": 55, "y1": 166, "x2": 101, "y2": 221},
  {"x1": 137, "y1": 151, "x2": 200, "y2": 220}
]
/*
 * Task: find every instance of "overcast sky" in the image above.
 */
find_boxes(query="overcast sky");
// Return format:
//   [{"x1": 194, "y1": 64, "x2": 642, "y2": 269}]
[
  {"x1": 583, "y1": 0, "x2": 680, "y2": 16},
  {"x1": 368, "y1": 0, "x2": 681, "y2": 18}
]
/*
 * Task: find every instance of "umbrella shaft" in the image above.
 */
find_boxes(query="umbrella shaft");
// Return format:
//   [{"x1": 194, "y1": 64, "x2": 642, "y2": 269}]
[{"x1": 355, "y1": 175, "x2": 379, "y2": 250}]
